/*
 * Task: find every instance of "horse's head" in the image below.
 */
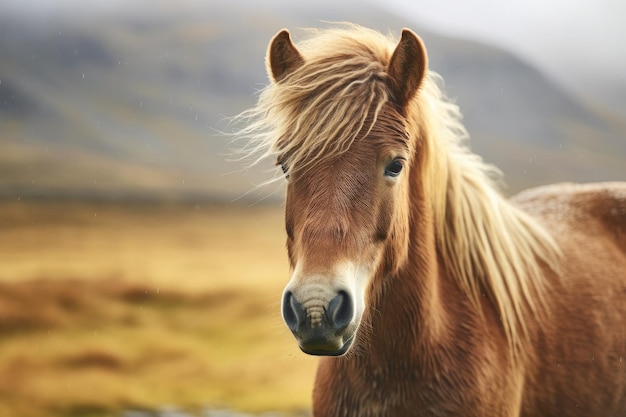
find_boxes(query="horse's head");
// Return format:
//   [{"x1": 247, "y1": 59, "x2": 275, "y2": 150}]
[{"x1": 267, "y1": 28, "x2": 428, "y2": 356}]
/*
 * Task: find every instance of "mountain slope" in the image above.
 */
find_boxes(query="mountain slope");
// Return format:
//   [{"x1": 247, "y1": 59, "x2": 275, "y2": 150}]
[{"x1": 0, "y1": 3, "x2": 623, "y2": 201}]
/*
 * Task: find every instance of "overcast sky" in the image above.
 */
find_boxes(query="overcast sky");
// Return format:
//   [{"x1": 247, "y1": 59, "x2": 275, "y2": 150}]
[{"x1": 381, "y1": 0, "x2": 626, "y2": 96}]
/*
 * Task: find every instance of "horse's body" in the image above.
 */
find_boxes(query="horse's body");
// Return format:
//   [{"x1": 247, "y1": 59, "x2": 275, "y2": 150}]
[
  {"x1": 314, "y1": 182, "x2": 626, "y2": 417},
  {"x1": 239, "y1": 24, "x2": 626, "y2": 416}
]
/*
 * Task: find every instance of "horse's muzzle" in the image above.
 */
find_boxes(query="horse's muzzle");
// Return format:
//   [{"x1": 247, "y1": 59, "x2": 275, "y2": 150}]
[{"x1": 282, "y1": 289, "x2": 356, "y2": 356}]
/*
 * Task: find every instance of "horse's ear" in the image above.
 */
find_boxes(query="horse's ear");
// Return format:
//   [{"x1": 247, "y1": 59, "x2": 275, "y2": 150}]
[
  {"x1": 387, "y1": 29, "x2": 428, "y2": 108},
  {"x1": 267, "y1": 29, "x2": 304, "y2": 83}
]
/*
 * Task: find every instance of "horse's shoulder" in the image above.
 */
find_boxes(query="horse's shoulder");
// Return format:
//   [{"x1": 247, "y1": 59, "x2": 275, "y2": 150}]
[{"x1": 511, "y1": 182, "x2": 626, "y2": 236}]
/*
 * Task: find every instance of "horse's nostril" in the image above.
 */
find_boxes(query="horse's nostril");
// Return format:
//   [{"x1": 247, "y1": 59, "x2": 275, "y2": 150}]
[
  {"x1": 282, "y1": 291, "x2": 304, "y2": 332},
  {"x1": 327, "y1": 290, "x2": 353, "y2": 332}
]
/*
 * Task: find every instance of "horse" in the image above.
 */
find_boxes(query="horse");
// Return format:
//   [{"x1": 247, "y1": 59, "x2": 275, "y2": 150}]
[{"x1": 237, "y1": 24, "x2": 626, "y2": 416}]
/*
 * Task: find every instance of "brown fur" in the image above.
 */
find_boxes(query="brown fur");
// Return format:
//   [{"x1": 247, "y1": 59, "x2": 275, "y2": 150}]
[{"x1": 238, "y1": 24, "x2": 626, "y2": 417}]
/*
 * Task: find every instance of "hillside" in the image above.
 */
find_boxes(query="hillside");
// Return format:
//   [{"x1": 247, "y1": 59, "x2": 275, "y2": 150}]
[{"x1": 1, "y1": 2, "x2": 624, "y2": 201}]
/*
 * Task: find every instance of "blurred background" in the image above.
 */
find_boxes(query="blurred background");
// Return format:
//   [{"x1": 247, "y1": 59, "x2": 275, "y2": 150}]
[{"x1": 0, "y1": 0, "x2": 624, "y2": 416}]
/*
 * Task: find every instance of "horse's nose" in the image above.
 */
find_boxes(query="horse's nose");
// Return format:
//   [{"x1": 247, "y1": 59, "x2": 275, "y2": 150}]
[
  {"x1": 282, "y1": 290, "x2": 306, "y2": 332},
  {"x1": 327, "y1": 290, "x2": 353, "y2": 332},
  {"x1": 281, "y1": 287, "x2": 358, "y2": 356},
  {"x1": 281, "y1": 290, "x2": 353, "y2": 333}
]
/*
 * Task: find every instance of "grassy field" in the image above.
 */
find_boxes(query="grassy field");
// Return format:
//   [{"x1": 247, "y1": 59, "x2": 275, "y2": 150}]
[{"x1": 0, "y1": 200, "x2": 317, "y2": 417}]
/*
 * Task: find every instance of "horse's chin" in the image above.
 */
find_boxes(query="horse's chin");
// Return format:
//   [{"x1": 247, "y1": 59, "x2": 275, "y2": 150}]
[{"x1": 298, "y1": 333, "x2": 355, "y2": 357}]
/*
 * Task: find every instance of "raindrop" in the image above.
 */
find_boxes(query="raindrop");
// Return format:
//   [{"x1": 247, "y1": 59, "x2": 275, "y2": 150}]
[{"x1": 82, "y1": 73, "x2": 85, "y2": 79}]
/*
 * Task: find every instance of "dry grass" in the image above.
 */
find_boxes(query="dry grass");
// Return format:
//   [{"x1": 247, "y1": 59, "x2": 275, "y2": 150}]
[{"x1": 0, "y1": 200, "x2": 317, "y2": 417}]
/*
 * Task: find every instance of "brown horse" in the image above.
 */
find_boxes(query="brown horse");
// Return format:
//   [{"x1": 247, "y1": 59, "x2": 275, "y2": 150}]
[{"x1": 238, "y1": 24, "x2": 626, "y2": 416}]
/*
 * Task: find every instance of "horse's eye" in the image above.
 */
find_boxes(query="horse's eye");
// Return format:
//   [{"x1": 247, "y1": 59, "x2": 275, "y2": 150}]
[{"x1": 384, "y1": 158, "x2": 404, "y2": 177}]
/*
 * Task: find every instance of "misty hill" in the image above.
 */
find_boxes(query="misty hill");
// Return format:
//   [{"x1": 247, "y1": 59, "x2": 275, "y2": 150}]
[{"x1": 0, "y1": 2, "x2": 624, "y2": 201}]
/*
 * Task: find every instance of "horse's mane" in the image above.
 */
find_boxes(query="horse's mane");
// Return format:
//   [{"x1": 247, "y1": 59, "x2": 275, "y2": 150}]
[{"x1": 236, "y1": 24, "x2": 560, "y2": 353}]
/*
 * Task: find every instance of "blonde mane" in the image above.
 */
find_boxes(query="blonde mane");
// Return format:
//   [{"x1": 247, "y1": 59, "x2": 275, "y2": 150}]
[
  {"x1": 413, "y1": 76, "x2": 561, "y2": 352},
  {"x1": 236, "y1": 24, "x2": 560, "y2": 353}
]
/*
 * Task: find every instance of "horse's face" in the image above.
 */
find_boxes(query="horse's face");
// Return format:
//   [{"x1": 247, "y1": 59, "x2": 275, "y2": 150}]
[
  {"x1": 267, "y1": 29, "x2": 427, "y2": 356},
  {"x1": 280, "y1": 106, "x2": 412, "y2": 355}
]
